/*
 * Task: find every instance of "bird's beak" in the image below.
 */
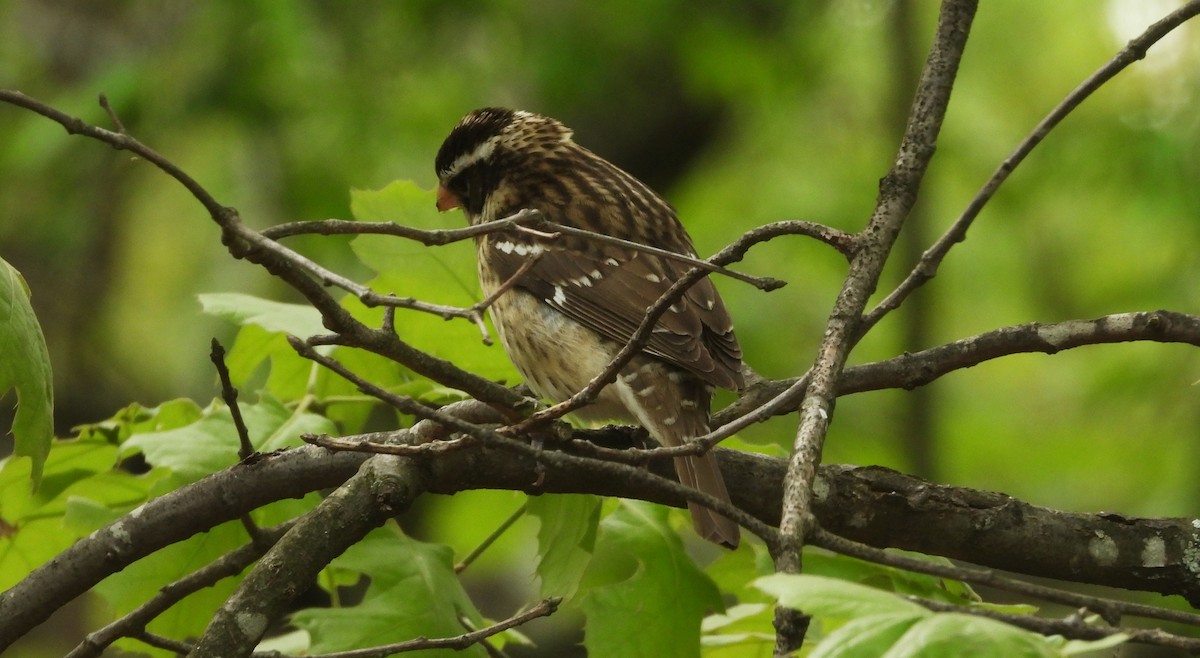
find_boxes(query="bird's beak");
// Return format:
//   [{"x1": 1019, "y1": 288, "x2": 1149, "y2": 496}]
[{"x1": 435, "y1": 184, "x2": 461, "y2": 212}]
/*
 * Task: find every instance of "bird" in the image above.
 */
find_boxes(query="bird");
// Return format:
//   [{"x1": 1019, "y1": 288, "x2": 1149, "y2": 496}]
[{"x1": 434, "y1": 108, "x2": 743, "y2": 548}]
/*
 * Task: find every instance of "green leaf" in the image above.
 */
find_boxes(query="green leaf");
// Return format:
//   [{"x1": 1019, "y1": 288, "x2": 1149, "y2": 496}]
[
  {"x1": 292, "y1": 526, "x2": 487, "y2": 656},
  {"x1": 580, "y1": 501, "x2": 723, "y2": 658},
  {"x1": 74, "y1": 399, "x2": 205, "y2": 446},
  {"x1": 199, "y1": 292, "x2": 326, "y2": 338},
  {"x1": 887, "y1": 613, "x2": 1056, "y2": 658},
  {"x1": 809, "y1": 613, "x2": 923, "y2": 658},
  {"x1": 528, "y1": 494, "x2": 600, "y2": 600},
  {"x1": 420, "y1": 489, "x2": 532, "y2": 578},
  {"x1": 706, "y1": 539, "x2": 775, "y2": 602},
  {"x1": 804, "y1": 549, "x2": 981, "y2": 605},
  {"x1": 349, "y1": 180, "x2": 480, "y2": 306},
  {"x1": 1057, "y1": 632, "x2": 1130, "y2": 655},
  {"x1": 97, "y1": 520, "x2": 249, "y2": 657},
  {"x1": 120, "y1": 395, "x2": 334, "y2": 483},
  {"x1": 349, "y1": 181, "x2": 517, "y2": 384},
  {"x1": 701, "y1": 603, "x2": 775, "y2": 657},
  {"x1": 0, "y1": 259, "x2": 54, "y2": 489},
  {"x1": 0, "y1": 432, "x2": 162, "y2": 590},
  {"x1": 754, "y1": 574, "x2": 929, "y2": 620},
  {"x1": 0, "y1": 438, "x2": 110, "y2": 590}
]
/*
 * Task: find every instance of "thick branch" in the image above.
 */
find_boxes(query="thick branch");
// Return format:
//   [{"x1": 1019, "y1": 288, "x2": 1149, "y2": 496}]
[
  {"x1": 0, "y1": 445, "x2": 364, "y2": 650},
  {"x1": 66, "y1": 523, "x2": 293, "y2": 658},
  {"x1": 4, "y1": 428, "x2": 1198, "y2": 651},
  {"x1": 189, "y1": 455, "x2": 426, "y2": 657}
]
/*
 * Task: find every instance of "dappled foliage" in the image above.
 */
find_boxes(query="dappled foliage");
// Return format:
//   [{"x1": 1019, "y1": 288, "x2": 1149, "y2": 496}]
[{"x1": 2, "y1": 2, "x2": 1199, "y2": 656}]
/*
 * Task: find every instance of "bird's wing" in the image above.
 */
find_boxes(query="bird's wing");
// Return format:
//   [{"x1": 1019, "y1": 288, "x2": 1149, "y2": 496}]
[{"x1": 482, "y1": 231, "x2": 743, "y2": 390}]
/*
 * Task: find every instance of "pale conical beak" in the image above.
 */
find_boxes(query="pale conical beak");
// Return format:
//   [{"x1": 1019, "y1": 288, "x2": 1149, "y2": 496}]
[{"x1": 435, "y1": 184, "x2": 461, "y2": 212}]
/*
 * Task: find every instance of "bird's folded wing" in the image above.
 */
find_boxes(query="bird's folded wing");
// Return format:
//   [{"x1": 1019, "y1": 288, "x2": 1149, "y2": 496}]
[{"x1": 484, "y1": 233, "x2": 743, "y2": 390}]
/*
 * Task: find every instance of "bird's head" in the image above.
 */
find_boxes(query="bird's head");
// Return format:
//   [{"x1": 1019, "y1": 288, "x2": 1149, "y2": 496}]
[{"x1": 434, "y1": 108, "x2": 572, "y2": 220}]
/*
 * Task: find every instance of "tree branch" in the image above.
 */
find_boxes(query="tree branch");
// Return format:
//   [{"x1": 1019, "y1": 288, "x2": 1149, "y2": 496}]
[
  {"x1": 774, "y1": 0, "x2": 978, "y2": 652},
  {"x1": 189, "y1": 455, "x2": 426, "y2": 657},
  {"x1": 809, "y1": 528, "x2": 1200, "y2": 629},
  {"x1": 859, "y1": 0, "x2": 1200, "y2": 334},
  {"x1": 910, "y1": 597, "x2": 1200, "y2": 654},
  {"x1": 65, "y1": 523, "x2": 294, "y2": 658},
  {"x1": 0, "y1": 87, "x2": 533, "y2": 415},
  {"x1": 4, "y1": 423, "x2": 1198, "y2": 651},
  {"x1": 716, "y1": 310, "x2": 1200, "y2": 429}
]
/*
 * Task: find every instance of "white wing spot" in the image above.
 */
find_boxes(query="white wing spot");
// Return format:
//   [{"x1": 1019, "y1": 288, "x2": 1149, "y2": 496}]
[
  {"x1": 553, "y1": 286, "x2": 567, "y2": 304},
  {"x1": 636, "y1": 386, "x2": 656, "y2": 398},
  {"x1": 644, "y1": 273, "x2": 661, "y2": 283},
  {"x1": 706, "y1": 299, "x2": 715, "y2": 310},
  {"x1": 494, "y1": 241, "x2": 543, "y2": 257},
  {"x1": 605, "y1": 258, "x2": 620, "y2": 267},
  {"x1": 662, "y1": 416, "x2": 678, "y2": 426}
]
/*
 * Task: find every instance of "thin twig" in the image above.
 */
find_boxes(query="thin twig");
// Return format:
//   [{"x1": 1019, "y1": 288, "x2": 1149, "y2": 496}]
[
  {"x1": 809, "y1": 528, "x2": 1200, "y2": 629},
  {"x1": 288, "y1": 337, "x2": 520, "y2": 444},
  {"x1": 266, "y1": 208, "x2": 799, "y2": 292},
  {"x1": 303, "y1": 432, "x2": 474, "y2": 455},
  {"x1": 290, "y1": 338, "x2": 774, "y2": 542},
  {"x1": 65, "y1": 523, "x2": 292, "y2": 658},
  {"x1": 472, "y1": 251, "x2": 544, "y2": 314},
  {"x1": 97, "y1": 93, "x2": 125, "y2": 134},
  {"x1": 455, "y1": 502, "x2": 528, "y2": 573},
  {"x1": 319, "y1": 597, "x2": 558, "y2": 657},
  {"x1": 651, "y1": 309, "x2": 1200, "y2": 457},
  {"x1": 137, "y1": 597, "x2": 561, "y2": 658},
  {"x1": 210, "y1": 338, "x2": 256, "y2": 460},
  {"x1": 209, "y1": 338, "x2": 266, "y2": 539},
  {"x1": 504, "y1": 261, "x2": 717, "y2": 432},
  {"x1": 531, "y1": 219, "x2": 786, "y2": 291},
  {"x1": 507, "y1": 217, "x2": 829, "y2": 432},
  {"x1": 859, "y1": 0, "x2": 1200, "y2": 335},
  {"x1": 262, "y1": 208, "x2": 548, "y2": 244},
  {"x1": 909, "y1": 597, "x2": 1200, "y2": 654}
]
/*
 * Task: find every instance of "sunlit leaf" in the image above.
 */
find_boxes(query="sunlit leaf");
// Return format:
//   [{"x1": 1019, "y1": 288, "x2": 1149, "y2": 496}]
[
  {"x1": 292, "y1": 526, "x2": 487, "y2": 656},
  {"x1": 528, "y1": 493, "x2": 600, "y2": 600},
  {"x1": 581, "y1": 501, "x2": 722, "y2": 657},
  {"x1": 754, "y1": 574, "x2": 928, "y2": 620},
  {"x1": 120, "y1": 395, "x2": 334, "y2": 483},
  {"x1": 0, "y1": 259, "x2": 54, "y2": 489},
  {"x1": 199, "y1": 292, "x2": 326, "y2": 337}
]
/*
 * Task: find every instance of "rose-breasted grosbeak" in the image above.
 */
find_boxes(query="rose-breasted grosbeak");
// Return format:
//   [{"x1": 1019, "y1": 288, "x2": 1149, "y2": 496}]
[{"x1": 434, "y1": 108, "x2": 743, "y2": 548}]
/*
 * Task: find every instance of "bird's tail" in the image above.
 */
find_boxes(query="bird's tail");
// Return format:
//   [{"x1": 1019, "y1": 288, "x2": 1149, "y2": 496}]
[{"x1": 674, "y1": 452, "x2": 740, "y2": 549}]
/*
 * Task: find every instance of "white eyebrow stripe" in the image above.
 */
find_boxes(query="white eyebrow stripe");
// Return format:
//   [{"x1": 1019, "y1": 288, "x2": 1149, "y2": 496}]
[{"x1": 443, "y1": 137, "x2": 497, "y2": 178}]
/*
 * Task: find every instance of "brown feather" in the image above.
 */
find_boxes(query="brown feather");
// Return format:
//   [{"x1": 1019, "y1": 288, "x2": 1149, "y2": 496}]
[{"x1": 437, "y1": 108, "x2": 744, "y2": 548}]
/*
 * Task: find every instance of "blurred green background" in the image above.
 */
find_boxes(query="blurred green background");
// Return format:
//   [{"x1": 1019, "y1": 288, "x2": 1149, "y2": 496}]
[
  {"x1": 4, "y1": 0, "x2": 1199, "y2": 510},
  {"x1": 1, "y1": 0, "x2": 1198, "y2": 650}
]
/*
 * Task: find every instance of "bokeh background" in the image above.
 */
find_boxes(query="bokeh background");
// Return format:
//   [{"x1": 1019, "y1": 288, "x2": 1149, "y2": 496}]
[{"x1": 2, "y1": 0, "x2": 1199, "y2": 655}]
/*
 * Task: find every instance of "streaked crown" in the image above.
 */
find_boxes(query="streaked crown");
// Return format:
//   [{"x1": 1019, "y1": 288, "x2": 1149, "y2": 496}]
[{"x1": 435, "y1": 108, "x2": 574, "y2": 216}]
